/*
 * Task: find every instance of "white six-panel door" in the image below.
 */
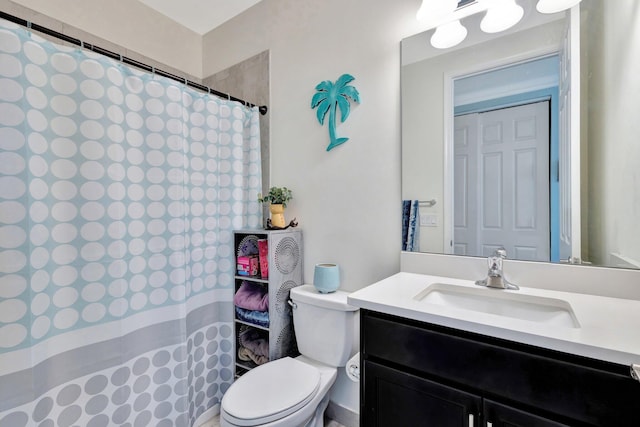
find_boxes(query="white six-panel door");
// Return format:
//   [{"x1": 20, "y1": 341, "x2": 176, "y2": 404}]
[
  {"x1": 453, "y1": 113, "x2": 478, "y2": 256},
  {"x1": 454, "y1": 101, "x2": 550, "y2": 261}
]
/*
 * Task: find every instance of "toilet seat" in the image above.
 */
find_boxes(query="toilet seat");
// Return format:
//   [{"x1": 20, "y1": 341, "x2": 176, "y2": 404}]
[{"x1": 222, "y1": 357, "x2": 321, "y2": 426}]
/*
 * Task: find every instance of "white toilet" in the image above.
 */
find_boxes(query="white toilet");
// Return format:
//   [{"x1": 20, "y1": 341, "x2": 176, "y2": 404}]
[{"x1": 220, "y1": 284, "x2": 359, "y2": 427}]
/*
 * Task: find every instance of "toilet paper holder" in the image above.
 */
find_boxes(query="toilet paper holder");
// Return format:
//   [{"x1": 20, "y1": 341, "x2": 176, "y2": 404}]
[
  {"x1": 345, "y1": 352, "x2": 360, "y2": 382},
  {"x1": 347, "y1": 363, "x2": 359, "y2": 380}
]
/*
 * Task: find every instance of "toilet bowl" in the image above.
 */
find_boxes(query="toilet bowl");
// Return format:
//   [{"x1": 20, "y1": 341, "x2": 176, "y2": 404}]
[
  {"x1": 220, "y1": 356, "x2": 336, "y2": 427},
  {"x1": 220, "y1": 285, "x2": 358, "y2": 427}
]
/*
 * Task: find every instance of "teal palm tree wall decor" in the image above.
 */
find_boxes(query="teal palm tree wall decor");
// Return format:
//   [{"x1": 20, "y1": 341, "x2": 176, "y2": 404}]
[{"x1": 311, "y1": 74, "x2": 361, "y2": 151}]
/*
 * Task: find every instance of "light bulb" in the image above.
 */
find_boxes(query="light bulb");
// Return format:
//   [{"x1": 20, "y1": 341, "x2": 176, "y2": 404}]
[
  {"x1": 536, "y1": 0, "x2": 583, "y2": 14},
  {"x1": 480, "y1": 1, "x2": 524, "y2": 33},
  {"x1": 431, "y1": 20, "x2": 468, "y2": 49},
  {"x1": 417, "y1": 0, "x2": 459, "y2": 22}
]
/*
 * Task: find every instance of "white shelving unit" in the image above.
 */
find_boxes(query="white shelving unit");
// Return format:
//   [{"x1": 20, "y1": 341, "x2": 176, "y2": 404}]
[{"x1": 233, "y1": 229, "x2": 303, "y2": 377}]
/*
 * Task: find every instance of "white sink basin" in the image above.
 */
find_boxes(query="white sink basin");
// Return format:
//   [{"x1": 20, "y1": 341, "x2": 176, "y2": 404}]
[{"x1": 414, "y1": 283, "x2": 580, "y2": 328}]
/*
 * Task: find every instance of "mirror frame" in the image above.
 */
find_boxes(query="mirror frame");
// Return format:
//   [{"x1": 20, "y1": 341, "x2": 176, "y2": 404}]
[{"x1": 401, "y1": 0, "x2": 640, "y2": 270}]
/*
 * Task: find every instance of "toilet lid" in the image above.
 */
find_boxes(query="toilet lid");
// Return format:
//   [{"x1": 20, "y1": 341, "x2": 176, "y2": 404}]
[{"x1": 222, "y1": 357, "x2": 321, "y2": 426}]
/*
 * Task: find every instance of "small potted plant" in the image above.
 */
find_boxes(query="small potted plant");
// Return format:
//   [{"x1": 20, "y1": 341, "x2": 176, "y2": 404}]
[{"x1": 258, "y1": 186, "x2": 293, "y2": 228}]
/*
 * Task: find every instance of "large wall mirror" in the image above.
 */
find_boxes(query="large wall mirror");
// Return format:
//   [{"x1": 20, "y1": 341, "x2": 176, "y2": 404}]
[{"x1": 401, "y1": 0, "x2": 640, "y2": 269}]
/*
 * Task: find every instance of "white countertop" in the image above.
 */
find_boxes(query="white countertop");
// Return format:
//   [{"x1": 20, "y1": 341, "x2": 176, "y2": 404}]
[{"x1": 347, "y1": 272, "x2": 640, "y2": 366}]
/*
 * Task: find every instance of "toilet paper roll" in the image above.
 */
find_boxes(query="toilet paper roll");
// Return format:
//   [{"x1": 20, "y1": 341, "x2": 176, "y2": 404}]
[{"x1": 345, "y1": 352, "x2": 360, "y2": 382}]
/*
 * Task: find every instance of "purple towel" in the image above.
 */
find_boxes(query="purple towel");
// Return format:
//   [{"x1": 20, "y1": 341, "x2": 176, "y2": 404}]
[{"x1": 234, "y1": 281, "x2": 269, "y2": 312}]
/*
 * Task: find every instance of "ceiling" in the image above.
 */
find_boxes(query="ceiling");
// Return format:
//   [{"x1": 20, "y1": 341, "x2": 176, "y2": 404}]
[{"x1": 137, "y1": 0, "x2": 262, "y2": 35}]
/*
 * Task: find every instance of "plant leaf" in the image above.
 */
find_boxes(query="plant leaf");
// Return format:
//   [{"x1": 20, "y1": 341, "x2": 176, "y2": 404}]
[
  {"x1": 341, "y1": 86, "x2": 360, "y2": 103},
  {"x1": 315, "y1": 100, "x2": 331, "y2": 125},
  {"x1": 315, "y1": 80, "x2": 333, "y2": 92},
  {"x1": 335, "y1": 74, "x2": 355, "y2": 89},
  {"x1": 336, "y1": 96, "x2": 351, "y2": 122},
  {"x1": 311, "y1": 92, "x2": 327, "y2": 108}
]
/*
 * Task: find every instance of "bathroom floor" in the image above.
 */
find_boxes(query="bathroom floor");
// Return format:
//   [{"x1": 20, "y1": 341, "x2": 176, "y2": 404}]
[{"x1": 200, "y1": 415, "x2": 347, "y2": 427}]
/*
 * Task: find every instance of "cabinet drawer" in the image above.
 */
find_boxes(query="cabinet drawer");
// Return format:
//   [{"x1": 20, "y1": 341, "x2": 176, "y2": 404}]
[{"x1": 362, "y1": 310, "x2": 640, "y2": 426}]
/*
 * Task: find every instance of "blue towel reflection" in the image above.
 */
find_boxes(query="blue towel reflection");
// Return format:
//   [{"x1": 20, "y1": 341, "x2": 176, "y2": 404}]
[{"x1": 402, "y1": 200, "x2": 420, "y2": 252}]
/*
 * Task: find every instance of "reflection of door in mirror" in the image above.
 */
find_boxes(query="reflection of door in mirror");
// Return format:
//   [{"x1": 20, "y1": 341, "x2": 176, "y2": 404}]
[
  {"x1": 454, "y1": 102, "x2": 550, "y2": 262},
  {"x1": 449, "y1": 56, "x2": 560, "y2": 262}
]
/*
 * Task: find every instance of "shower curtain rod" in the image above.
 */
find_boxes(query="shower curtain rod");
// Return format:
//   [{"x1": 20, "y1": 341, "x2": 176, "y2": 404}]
[{"x1": 0, "y1": 11, "x2": 268, "y2": 115}]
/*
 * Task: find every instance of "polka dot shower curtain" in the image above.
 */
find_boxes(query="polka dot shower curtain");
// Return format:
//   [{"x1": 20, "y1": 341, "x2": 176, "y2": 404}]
[{"x1": 0, "y1": 19, "x2": 262, "y2": 427}]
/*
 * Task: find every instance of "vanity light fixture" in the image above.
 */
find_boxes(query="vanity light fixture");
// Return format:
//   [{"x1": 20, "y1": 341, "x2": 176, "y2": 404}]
[
  {"x1": 431, "y1": 20, "x2": 468, "y2": 49},
  {"x1": 480, "y1": 0, "x2": 524, "y2": 34},
  {"x1": 417, "y1": 0, "x2": 583, "y2": 49}
]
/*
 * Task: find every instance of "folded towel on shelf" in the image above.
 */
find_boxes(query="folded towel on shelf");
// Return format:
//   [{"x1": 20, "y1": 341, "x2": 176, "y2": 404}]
[
  {"x1": 234, "y1": 281, "x2": 269, "y2": 312},
  {"x1": 235, "y1": 306, "x2": 270, "y2": 328},
  {"x1": 238, "y1": 325, "x2": 269, "y2": 357},
  {"x1": 238, "y1": 345, "x2": 268, "y2": 366}
]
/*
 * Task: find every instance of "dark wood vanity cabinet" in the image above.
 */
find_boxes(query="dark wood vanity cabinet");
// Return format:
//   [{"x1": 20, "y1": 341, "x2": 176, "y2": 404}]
[
  {"x1": 360, "y1": 310, "x2": 640, "y2": 427},
  {"x1": 364, "y1": 360, "x2": 481, "y2": 426}
]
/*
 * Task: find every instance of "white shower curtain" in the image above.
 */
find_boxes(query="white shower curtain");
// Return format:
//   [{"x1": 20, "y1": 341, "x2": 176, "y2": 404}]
[{"x1": 0, "y1": 18, "x2": 262, "y2": 427}]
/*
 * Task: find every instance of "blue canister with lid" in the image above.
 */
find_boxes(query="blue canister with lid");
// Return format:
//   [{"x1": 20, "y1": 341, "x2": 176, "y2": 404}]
[{"x1": 313, "y1": 263, "x2": 340, "y2": 293}]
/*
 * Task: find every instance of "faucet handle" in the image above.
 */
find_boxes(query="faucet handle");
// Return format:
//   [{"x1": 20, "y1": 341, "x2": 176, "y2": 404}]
[
  {"x1": 488, "y1": 253, "x2": 503, "y2": 272},
  {"x1": 488, "y1": 248, "x2": 506, "y2": 273},
  {"x1": 478, "y1": 247, "x2": 519, "y2": 290},
  {"x1": 493, "y1": 248, "x2": 507, "y2": 259}
]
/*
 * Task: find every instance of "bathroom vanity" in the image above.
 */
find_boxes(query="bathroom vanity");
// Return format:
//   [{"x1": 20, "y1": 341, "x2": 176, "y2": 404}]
[{"x1": 349, "y1": 273, "x2": 640, "y2": 426}]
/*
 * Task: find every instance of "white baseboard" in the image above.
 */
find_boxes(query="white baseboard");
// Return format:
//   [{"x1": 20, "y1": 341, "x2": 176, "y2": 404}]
[{"x1": 326, "y1": 401, "x2": 359, "y2": 427}]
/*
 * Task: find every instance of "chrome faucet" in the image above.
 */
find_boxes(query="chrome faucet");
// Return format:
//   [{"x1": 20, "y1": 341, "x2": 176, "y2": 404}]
[{"x1": 475, "y1": 248, "x2": 519, "y2": 290}]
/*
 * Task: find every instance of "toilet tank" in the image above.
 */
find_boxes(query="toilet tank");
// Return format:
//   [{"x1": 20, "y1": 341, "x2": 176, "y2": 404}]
[{"x1": 290, "y1": 285, "x2": 359, "y2": 367}]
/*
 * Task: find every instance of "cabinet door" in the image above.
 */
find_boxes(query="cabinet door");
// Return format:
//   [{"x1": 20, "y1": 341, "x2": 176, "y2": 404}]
[
  {"x1": 363, "y1": 361, "x2": 480, "y2": 427},
  {"x1": 484, "y1": 400, "x2": 570, "y2": 427}
]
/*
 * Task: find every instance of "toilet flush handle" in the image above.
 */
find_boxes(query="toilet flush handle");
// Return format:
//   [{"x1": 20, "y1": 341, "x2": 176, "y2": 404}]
[{"x1": 287, "y1": 300, "x2": 297, "y2": 310}]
